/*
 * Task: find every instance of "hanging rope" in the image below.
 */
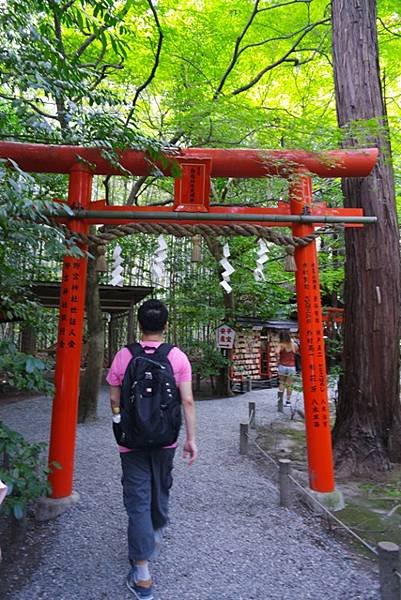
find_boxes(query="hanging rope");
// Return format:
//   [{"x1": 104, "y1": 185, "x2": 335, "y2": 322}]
[
  {"x1": 62, "y1": 221, "x2": 334, "y2": 246},
  {"x1": 56, "y1": 220, "x2": 342, "y2": 273}
]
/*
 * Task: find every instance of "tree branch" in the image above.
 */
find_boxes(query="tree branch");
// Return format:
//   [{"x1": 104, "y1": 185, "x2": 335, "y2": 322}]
[
  {"x1": 127, "y1": 176, "x2": 154, "y2": 205},
  {"x1": 125, "y1": 131, "x2": 184, "y2": 206},
  {"x1": 92, "y1": 38, "x2": 108, "y2": 69},
  {"x1": 0, "y1": 91, "x2": 59, "y2": 120},
  {"x1": 235, "y1": 20, "x2": 327, "y2": 58},
  {"x1": 48, "y1": 0, "x2": 66, "y2": 58},
  {"x1": 74, "y1": 2, "x2": 132, "y2": 61},
  {"x1": 61, "y1": 0, "x2": 77, "y2": 11},
  {"x1": 87, "y1": 62, "x2": 124, "y2": 91},
  {"x1": 75, "y1": 24, "x2": 110, "y2": 60},
  {"x1": 213, "y1": 0, "x2": 309, "y2": 99},
  {"x1": 46, "y1": 1, "x2": 71, "y2": 133},
  {"x1": 124, "y1": 0, "x2": 163, "y2": 127},
  {"x1": 146, "y1": 197, "x2": 174, "y2": 207},
  {"x1": 378, "y1": 17, "x2": 401, "y2": 39},
  {"x1": 213, "y1": 0, "x2": 261, "y2": 99},
  {"x1": 173, "y1": 54, "x2": 215, "y2": 90},
  {"x1": 231, "y1": 18, "x2": 330, "y2": 96},
  {"x1": 257, "y1": 0, "x2": 309, "y2": 14}
]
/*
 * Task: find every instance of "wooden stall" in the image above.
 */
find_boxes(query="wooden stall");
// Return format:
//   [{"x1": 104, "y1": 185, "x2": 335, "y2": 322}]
[{"x1": 230, "y1": 317, "x2": 298, "y2": 389}]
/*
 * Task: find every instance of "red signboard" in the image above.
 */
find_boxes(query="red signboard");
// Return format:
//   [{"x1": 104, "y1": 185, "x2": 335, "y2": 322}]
[{"x1": 174, "y1": 158, "x2": 211, "y2": 212}]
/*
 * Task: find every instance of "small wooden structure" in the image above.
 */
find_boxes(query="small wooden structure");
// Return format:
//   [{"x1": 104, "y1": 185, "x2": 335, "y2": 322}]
[
  {"x1": 1, "y1": 282, "x2": 152, "y2": 363},
  {"x1": 230, "y1": 317, "x2": 298, "y2": 386},
  {"x1": 30, "y1": 282, "x2": 152, "y2": 315},
  {"x1": 30, "y1": 282, "x2": 152, "y2": 364}
]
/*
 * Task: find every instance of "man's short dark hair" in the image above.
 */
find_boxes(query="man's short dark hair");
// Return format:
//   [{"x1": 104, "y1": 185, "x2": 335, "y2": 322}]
[{"x1": 137, "y1": 299, "x2": 168, "y2": 333}]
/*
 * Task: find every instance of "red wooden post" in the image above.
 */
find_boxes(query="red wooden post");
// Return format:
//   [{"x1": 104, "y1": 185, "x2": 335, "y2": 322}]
[
  {"x1": 290, "y1": 172, "x2": 335, "y2": 493},
  {"x1": 48, "y1": 164, "x2": 92, "y2": 498}
]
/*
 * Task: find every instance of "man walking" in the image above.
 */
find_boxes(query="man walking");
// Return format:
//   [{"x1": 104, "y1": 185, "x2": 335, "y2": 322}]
[{"x1": 107, "y1": 299, "x2": 197, "y2": 599}]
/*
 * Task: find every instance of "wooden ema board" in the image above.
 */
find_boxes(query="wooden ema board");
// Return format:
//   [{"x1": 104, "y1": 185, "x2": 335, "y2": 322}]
[{"x1": 231, "y1": 330, "x2": 301, "y2": 382}]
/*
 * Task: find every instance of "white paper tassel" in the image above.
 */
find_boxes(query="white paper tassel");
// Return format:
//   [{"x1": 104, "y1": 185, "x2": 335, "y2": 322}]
[
  {"x1": 110, "y1": 244, "x2": 124, "y2": 287},
  {"x1": 254, "y1": 239, "x2": 269, "y2": 282},
  {"x1": 151, "y1": 235, "x2": 168, "y2": 283},
  {"x1": 219, "y1": 243, "x2": 234, "y2": 294}
]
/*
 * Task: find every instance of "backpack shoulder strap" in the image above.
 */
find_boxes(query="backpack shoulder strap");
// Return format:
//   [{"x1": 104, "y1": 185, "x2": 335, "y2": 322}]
[
  {"x1": 125, "y1": 342, "x2": 144, "y2": 357},
  {"x1": 153, "y1": 343, "x2": 174, "y2": 361}
]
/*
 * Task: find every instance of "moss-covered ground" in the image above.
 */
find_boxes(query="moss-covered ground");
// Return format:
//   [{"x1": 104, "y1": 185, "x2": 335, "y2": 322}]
[{"x1": 255, "y1": 414, "x2": 401, "y2": 558}]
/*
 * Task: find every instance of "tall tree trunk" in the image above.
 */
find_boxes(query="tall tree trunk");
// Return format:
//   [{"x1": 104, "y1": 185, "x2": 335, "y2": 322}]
[
  {"x1": 331, "y1": 0, "x2": 401, "y2": 475},
  {"x1": 78, "y1": 254, "x2": 104, "y2": 422},
  {"x1": 20, "y1": 325, "x2": 36, "y2": 355}
]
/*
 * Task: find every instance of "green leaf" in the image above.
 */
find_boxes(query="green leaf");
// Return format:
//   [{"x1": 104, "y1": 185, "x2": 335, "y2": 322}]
[
  {"x1": 25, "y1": 357, "x2": 35, "y2": 373},
  {"x1": 12, "y1": 503, "x2": 24, "y2": 520}
]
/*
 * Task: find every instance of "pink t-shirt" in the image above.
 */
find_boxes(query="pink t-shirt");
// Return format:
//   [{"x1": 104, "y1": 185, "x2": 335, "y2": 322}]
[{"x1": 106, "y1": 341, "x2": 192, "y2": 452}]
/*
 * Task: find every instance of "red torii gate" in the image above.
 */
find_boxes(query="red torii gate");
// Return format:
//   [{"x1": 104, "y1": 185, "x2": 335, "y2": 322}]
[{"x1": 0, "y1": 142, "x2": 378, "y2": 505}]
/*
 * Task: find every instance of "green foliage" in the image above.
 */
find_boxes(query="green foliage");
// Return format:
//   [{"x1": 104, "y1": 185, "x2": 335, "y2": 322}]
[
  {"x1": 0, "y1": 0, "x2": 163, "y2": 148},
  {"x1": 325, "y1": 335, "x2": 343, "y2": 379},
  {"x1": 0, "y1": 0, "x2": 177, "y2": 333},
  {"x1": 0, "y1": 160, "x2": 75, "y2": 321},
  {"x1": 0, "y1": 423, "x2": 52, "y2": 519},
  {"x1": 318, "y1": 231, "x2": 345, "y2": 304},
  {"x1": 0, "y1": 340, "x2": 53, "y2": 395},
  {"x1": 226, "y1": 236, "x2": 296, "y2": 319},
  {"x1": 186, "y1": 341, "x2": 230, "y2": 379},
  {"x1": 0, "y1": 0, "x2": 400, "y2": 356}
]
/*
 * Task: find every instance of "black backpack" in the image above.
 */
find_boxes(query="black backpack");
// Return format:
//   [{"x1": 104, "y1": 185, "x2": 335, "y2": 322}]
[{"x1": 114, "y1": 343, "x2": 182, "y2": 450}]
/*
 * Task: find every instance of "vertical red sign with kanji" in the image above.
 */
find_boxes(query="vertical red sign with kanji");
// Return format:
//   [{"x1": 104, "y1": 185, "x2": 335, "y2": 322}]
[
  {"x1": 290, "y1": 172, "x2": 335, "y2": 494},
  {"x1": 57, "y1": 259, "x2": 82, "y2": 353},
  {"x1": 174, "y1": 158, "x2": 211, "y2": 212},
  {"x1": 48, "y1": 165, "x2": 92, "y2": 499}
]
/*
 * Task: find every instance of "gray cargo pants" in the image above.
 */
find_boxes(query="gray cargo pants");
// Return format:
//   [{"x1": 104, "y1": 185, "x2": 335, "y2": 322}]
[{"x1": 120, "y1": 447, "x2": 175, "y2": 562}]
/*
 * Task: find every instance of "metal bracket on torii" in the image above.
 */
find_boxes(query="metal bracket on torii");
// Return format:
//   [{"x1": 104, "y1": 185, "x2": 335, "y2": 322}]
[{"x1": 0, "y1": 142, "x2": 378, "y2": 505}]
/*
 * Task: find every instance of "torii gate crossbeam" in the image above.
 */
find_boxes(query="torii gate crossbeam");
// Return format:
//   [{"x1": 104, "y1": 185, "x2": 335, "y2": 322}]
[{"x1": 0, "y1": 142, "x2": 378, "y2": 505}]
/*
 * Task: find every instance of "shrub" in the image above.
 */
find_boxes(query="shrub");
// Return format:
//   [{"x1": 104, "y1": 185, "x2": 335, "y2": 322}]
[
  {"x1": 0, "y1": 423, "x2": 52, "y2": 520},
  {"x1": 187, "y1": 340, "x2": 230, "y2": 380},
  {"x1": 0, "y1": 340, "x2": 53, "y2": 395}
]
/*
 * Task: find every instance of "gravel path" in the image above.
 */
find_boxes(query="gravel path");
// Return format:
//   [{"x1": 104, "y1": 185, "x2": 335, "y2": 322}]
[{"x1": 0, "y1": 388, "x2": 379, "y2": 600}]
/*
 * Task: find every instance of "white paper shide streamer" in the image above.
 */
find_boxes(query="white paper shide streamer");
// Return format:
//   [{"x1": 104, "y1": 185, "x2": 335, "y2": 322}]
[
  {"x1": 110, "y1": 244, "x2": 124, "y2": 287},
  {"x1": 219, "y1": 243, "x2": 234, "y2": 294},
  {"x1": 254, "y1": 239, "x2": 269, "y2": 282},
  {"x1": 151, "y1": 235, "x2": 168, "y2": 283}
]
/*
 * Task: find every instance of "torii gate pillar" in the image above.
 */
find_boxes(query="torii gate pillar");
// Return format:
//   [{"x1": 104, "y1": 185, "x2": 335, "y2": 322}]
[
  {"x1": 47, "y1": 165, "x2": 92, "y2": 500},
  {"x1": 290, "y1": 172, "x2": 335, "y2": 494}
]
